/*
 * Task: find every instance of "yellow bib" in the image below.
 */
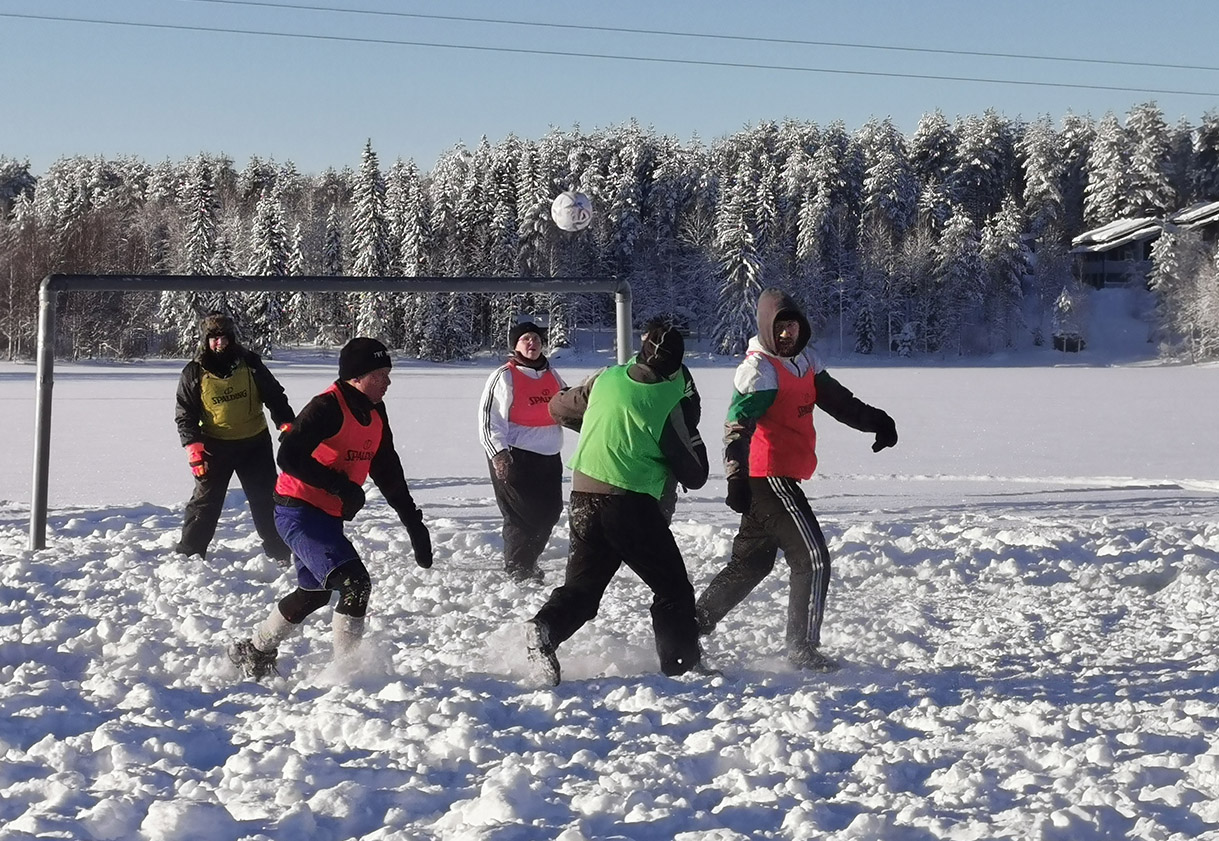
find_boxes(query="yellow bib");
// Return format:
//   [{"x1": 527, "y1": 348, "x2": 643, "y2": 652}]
[{"x1": 198, "y1": 362, "x2": 268, "y2": 440}]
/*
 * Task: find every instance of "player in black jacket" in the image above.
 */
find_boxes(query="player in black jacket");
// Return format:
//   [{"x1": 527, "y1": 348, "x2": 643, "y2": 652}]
[{"x1": 173, "y1": 312, "x2": 294, "y2": 561}]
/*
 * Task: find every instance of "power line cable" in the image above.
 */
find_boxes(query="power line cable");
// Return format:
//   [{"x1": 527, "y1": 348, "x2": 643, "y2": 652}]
[
  {"x1": 3, "y1": 10, "x2": 1218, "y2": 98},
  {"x1": 183, "y1": 0, "x2": 1219, "y2": 75}
]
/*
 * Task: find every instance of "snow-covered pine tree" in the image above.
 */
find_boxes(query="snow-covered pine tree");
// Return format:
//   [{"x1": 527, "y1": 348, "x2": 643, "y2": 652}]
[
  {"x1": 1192, "y1": 110, "x2": 1219, "y2": 201},
  {"x1": 1058, "y1": 112, "x2": 1096, "y2": 241},
  {"x1": 1125, "y1": 102, "x2": 1176, "y2": 216},
  {"x1": 858, "y1": 117, "x2": 917, "y2": 351},
  {"x1": 980, "y1": 198, "x2": 1029, "y2": 350},
  {"x1": 932, "y1": 208, "x2": 984, "y2": 354},
  {"x1": 949, "y1": 110, "x2": 1017, "y2": 227},
  {"x1": 1168, "y1": 117, "x2": 1196, "y2": 207},
  {"x1": 349, "y1": 140, "x2": 393, "y2": 342},
  {"x1": 909, "y1": 110, "x2": 958, "y2": 233},
  {"x1": 1084, "y1": 112, "x2": 1131, "y2": 227},
  {"x1": 158, "y1": 155, "x2": 220, "y2": 352},
  {"x1": 713, "y1": 159, "x2": 762, "y2": 355},
  {"x1": 181, "y1": 155, "x2": 219, "y2": 275},
  {"x1": 1050, "y1": 284, "x2": 1088, "y2": 351},
  {"x1": 241, "y1": 186, "x2": 289, "y2": 353},
  {"x1": 1148, "y1": 229, "x2": 1216, "y2": 357},
  {"x1": 1019, "y1": 116, "x2": 1065, "y2": 241}
]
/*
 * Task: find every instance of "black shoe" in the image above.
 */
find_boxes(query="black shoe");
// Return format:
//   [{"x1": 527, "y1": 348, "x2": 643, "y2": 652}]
[
  {"x1": 175, "y1": 543, "x2": 205, "y2": 559},
  {"x1": 229, "y1": 639, "x2": 279, "y2": 681},
  {"x1": 525, "y1": 621, "x2": 560, "y2": 686},
  {"x1": 788, "y1": 646, "x2": 840, "y2": 673},
  {"x1": 508, "y1": 565, "x2": 544, "y2": 584}
]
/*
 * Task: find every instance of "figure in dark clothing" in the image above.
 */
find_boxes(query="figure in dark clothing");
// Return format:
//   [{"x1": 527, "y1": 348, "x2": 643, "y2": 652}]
[
  {"x1": 229, "y1": 338, "x2": 433, "y2": 680},
  {"x1": 477, "y1": 321, "x2": 567, "y2": 582},
  {"x1": 523, "y1": 320, "x2": 710, "y2": 685},
  {"x1": 695, "y1": 289, "x2": 899, "y2": 672},
  {"x1": 174, "y1": 312, "x2": 295, "y2": 562}
]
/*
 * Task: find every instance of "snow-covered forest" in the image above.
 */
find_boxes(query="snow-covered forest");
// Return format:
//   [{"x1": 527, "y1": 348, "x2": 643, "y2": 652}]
[{"x1": 4, "y1": 102, "x2": 1219, "y2": 361}]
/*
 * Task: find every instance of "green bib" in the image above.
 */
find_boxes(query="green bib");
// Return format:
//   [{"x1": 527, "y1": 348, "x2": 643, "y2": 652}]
[
  {"x1": 569, "y1": 364, "x2": 685, "y2": 498},
  {"x1": 197, "y1": 361, "x2": 268, "y2": 440}
]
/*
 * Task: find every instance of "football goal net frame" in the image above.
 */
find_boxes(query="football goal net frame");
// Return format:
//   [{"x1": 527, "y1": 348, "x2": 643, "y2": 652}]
[{"x1": 29, "y1": 273, "x2": 633, "y2": 550}]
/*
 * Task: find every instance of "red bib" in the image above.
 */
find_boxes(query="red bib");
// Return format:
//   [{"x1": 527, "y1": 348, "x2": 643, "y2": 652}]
[
  {"x1": 506, "y1": 363, "x2": 561, "y2": 428},
  {"x1": 748, "y1": 353, "x2": 818, "y2": 480},
  {"x1": 276, "y1": 383, "x2": 384, "y2": 516}
]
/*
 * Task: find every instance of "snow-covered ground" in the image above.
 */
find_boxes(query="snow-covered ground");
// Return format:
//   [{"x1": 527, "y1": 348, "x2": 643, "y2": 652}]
[{"x1": 3, "y1": 303, "x2": 1219, "y2": 840}]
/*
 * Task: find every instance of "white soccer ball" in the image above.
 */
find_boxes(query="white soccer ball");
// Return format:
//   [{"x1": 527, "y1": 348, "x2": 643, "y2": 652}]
[{"x1": 551, "y1": 190, "x2": 593, "y2": 232}]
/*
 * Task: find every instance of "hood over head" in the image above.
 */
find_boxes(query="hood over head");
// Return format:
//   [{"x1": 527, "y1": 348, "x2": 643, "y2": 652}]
[{"x1": 755, "y1": 288, "x2": 810, "y2": 357}]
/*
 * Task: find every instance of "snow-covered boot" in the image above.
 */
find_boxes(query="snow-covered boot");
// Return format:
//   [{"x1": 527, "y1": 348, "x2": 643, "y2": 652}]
[
  {"x1": 229, "y1": 639, "x2": 279, "y2": 681},
  {"x1": 788, "y1": 645, "x2": 840, "y2": 673},
  {"x1": 332, "y1": 612, "x2": 365, "y2": 659},
  {"x1": 525, "y1": 620, "x2": 561, "y2": 687}
]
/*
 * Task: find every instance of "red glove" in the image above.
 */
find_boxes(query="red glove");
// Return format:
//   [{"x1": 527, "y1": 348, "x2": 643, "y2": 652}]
[{"x1": 186, "y1": 442, "x2": 209, "y2": 477}]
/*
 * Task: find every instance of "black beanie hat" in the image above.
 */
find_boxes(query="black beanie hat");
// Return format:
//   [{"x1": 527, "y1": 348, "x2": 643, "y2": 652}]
[
  {"x1": 200, "y1": 312, "x2": 236, "y2": 340},
  {"x1": 639, "y1": 319, "x2": 684, "y2": 378},
  {"x1": 339, "y1": 337, "x2": 392, "y2": 380},
  {"x1": 508, "y1": 321, "x2": 546, "y2": 347}
]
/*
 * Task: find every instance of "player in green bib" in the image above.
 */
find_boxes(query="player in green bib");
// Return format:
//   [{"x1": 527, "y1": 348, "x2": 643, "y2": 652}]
[{"x1": 522, "y1": 319, "x2": 710, "y2": 685}]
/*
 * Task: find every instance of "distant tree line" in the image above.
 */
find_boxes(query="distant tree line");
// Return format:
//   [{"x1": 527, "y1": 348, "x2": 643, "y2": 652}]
[{"x1": 3, "y1": 102, "x2": 1219, "y2": 362}]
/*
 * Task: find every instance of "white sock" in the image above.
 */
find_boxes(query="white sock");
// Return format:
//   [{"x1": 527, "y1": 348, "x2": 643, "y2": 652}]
[
  {"x1": 252, "y1": 608, "x2": 297, "y2": 653},
  {"x1": 332, "y1": 613, "x2": 365, "y2": 658}
]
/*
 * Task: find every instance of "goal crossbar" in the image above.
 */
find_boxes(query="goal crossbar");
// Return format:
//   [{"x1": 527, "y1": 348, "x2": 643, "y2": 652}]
[{"x1": 29, "y1": 274, "x2": 633, "y2": 550}]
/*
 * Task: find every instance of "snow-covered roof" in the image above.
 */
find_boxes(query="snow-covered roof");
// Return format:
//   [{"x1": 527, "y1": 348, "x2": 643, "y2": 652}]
[
  {"x1": 1168, "y1": 199, "x2": 1219, "y2": 230},
  {"x1": 1069, "y1": 216, "x2": 1161, "y2": 253}
]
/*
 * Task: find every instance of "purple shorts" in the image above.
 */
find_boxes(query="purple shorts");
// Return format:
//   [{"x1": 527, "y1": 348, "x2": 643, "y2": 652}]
[{"x1": 274, "y1": 503, "x2": 360, "y2": 590}]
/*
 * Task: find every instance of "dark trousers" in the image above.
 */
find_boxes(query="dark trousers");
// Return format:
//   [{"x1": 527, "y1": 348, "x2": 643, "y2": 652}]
[
  {"x1": 696, "y1": 476, "x2": 831, "y2": 652},
  {"x1": 489, "y1": 449, "x2": 563, "y2": 575},
  {"x1": 178, "y1": 431, "x2": 290, "y2": 561},
  {"x1": 534, "y1": 491, "x2": 701, "y2": 676}
]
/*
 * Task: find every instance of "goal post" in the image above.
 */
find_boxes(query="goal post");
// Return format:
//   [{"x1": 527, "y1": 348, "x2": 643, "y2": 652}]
[{"x1": 30, "y1": 274, "x2": 633, "y2": 550}]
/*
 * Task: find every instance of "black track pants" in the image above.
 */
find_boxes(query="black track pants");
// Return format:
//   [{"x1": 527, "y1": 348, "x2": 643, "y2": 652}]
[
  {"x1": 178, "y1": 431, "x2": 290, "y2": 560},
  {"x1": 534, "y1": 491, "x2": 701, "y2": 676},
  {"x1": 696, "y1": 476, "x2": 831, "y2": 652},
  {"x1": 489, "y1": 449, "x2": 563, "y2": 575}
]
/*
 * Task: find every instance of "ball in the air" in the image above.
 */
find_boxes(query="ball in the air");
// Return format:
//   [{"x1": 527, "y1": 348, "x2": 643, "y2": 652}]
[{"x1": 551, "y1": 191, "x2": 593, "y2": 232}]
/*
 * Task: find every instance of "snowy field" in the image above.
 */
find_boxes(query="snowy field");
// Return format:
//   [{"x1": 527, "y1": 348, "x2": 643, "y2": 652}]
[{"x1": 2, "y1": 323, "x2": 1219, "y2": 839}]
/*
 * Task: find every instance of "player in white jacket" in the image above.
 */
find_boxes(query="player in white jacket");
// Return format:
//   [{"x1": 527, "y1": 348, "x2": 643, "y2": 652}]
[{"x1": 477, "y1": 322, "x2": 567, "y2": 582}]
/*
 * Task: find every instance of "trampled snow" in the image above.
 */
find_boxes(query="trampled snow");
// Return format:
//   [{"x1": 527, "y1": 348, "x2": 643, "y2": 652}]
[{"x1": 2, "y1": 314, "x2": 1219, "y2": 839}]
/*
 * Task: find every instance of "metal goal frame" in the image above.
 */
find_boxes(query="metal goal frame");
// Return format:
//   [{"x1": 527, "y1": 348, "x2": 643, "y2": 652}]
[{"x1": 29, "y1": 274, "x2": 632, "y2": 550}]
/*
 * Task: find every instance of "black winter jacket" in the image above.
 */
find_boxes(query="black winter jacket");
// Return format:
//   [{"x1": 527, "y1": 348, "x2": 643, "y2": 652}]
[{"x1": 175, "y1": 347, "x2": 295, "y2": 446}]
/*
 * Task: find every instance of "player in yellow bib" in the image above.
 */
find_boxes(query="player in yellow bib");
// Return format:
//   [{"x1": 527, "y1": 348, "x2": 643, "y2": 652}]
[{"x1": 173, "y1": 312, "x2": 295, "y2": 562}]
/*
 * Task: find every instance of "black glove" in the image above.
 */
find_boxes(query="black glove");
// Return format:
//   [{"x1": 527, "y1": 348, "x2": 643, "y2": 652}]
[
  {"x1": 491, "y1": 449, "x2": 512, "y2": 481},
  {"x1": 725, "y1": 476, "x2": 752, "y2": 514},
  {"x1": 869, "y1": 409, "x2": 898, "y2": 453},
  {"x1": 403, "y1": 509, "x2": 433, "y2": 569},
  {"x1": 336, "y1": 482, "x2": 366, "y2": 521}
]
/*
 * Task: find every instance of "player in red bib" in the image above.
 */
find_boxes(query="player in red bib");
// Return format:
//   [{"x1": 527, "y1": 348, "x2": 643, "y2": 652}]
[
  {"x1": 477, "y1": 321, "x2": 567, "y2": 583},
  {"x1": 229, "y1": 338, "x2": 433, "y2": 680},
  {"x1": 695, "y1": 289, "x2": 899, "y2": 672}
]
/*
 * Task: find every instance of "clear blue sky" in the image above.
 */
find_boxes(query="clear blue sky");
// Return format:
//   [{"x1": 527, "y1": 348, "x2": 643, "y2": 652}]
[{"x1": 4, "y1": 0, "x2": 1219, "y2": 176}]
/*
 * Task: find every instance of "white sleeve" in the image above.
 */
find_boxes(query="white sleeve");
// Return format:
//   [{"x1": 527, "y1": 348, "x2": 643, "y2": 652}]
[
  {"x1": 733, "y1": 353, "x2": 778, "y2": 395},
  {"x1": 477, "y1": 367, "x2": 513, "y2": 459}
]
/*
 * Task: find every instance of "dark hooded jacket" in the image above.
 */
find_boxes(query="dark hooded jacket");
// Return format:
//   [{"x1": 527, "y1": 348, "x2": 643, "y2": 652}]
[
  {"x1": 723, "y1": 288, "x2": 891, "y2": 479},
  {"x1": 174, "y1": 324, "x2": 294, "y2": 447},
  {"x1": 548, "y1": 358, "x2": 708, "y2": 498}
]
